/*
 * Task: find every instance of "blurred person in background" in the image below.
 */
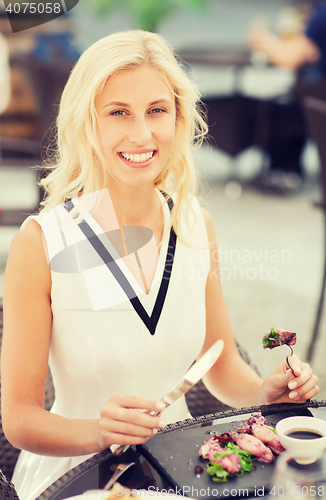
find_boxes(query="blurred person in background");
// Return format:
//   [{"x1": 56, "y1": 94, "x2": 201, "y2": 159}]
[{"x1": 249, "y1": 2, "x2": 326, "y2": 193}]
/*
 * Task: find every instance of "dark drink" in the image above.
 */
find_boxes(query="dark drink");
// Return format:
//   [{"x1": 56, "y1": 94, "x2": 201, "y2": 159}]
[{"x1": 285, "y1": 430, "x2": 324, "y2": 440}]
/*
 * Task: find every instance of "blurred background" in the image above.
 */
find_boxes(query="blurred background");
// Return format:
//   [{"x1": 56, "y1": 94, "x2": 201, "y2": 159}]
[{"x1": 1, "y1": 0, "x2": 326, "y2": 397}]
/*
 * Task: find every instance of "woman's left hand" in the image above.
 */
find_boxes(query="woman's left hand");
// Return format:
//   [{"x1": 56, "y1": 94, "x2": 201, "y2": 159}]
[{"x1": 260, "y1": 354, "x2": 319, "y2": 404}]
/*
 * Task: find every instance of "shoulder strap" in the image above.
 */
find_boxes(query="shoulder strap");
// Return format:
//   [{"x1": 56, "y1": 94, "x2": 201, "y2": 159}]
[{"x1": 160, "y1": 190, "x2": 174, "y2": 212}]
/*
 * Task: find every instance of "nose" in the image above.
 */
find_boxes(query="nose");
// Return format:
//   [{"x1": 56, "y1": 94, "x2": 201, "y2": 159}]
[{"x1": 128, "y1": 116, "x2": 152, "y2": 146}]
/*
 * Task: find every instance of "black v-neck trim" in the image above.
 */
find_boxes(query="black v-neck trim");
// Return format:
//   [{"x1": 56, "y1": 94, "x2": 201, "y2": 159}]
[{"x1": 63, "y1": 193, "x2": 176, "y2": 335}]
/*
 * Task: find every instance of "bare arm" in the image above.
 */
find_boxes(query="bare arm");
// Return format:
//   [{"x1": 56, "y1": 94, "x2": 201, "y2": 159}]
[
  {"x1": 1, "y1": 220, "x2": 164, "y2": 457},
  {"x1": 199, "y1": 209, "x2": 319, "y2": 408},
  {"x1": 248, "y1": 30, "x2": 320, "y2": 70},
  {"x1": 199, "y1": 209, "x2": 264, "y2": 408}
]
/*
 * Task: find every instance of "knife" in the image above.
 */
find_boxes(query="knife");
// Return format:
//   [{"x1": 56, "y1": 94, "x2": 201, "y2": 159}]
[
  {"x1": 155, "y1": 338, "x2": 224, "y2": 410},
  {"x1": 110, "y1": 339, "x2": 224, "y2": 455}
]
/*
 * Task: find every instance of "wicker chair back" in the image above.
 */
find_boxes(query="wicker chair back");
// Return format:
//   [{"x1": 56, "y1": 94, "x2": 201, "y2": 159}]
[{"x1": 0, "y1": 469, "x2": 19, "y2": 500}]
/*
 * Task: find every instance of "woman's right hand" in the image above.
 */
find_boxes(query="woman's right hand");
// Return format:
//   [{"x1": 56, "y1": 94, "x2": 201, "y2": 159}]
[{"x1": 97, "y1": 393, "x2": 166, "y2": 449}]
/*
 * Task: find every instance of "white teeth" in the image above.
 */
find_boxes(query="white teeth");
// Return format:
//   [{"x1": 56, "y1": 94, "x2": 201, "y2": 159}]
[{"x1": 121, "y1": 151, "x2": 154, "y2": 163}]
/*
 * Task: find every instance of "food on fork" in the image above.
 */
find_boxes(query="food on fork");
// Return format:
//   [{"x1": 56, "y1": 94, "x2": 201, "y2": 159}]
[{"x1": 262, "y1": 328, "x2": 296, "y2": 350}]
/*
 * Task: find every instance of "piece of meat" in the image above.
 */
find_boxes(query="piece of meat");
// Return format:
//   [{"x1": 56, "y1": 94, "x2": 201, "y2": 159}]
[
  {"x1": 199, "y1": 436, "x2": 241, "y2": 474},
  {"x1": 207, "y1": 446, "x2": 225, "y2": 463},
  {"x1": 248, "y1": 412, "x2": 269, "y2": 426},
  {"x1": 262, "y1": 328, "x2": 296, "y2": 349},
  {"x1": 227, "y1": 431, "x2": 275, "y2": 463},
  {"x1": 219, "y1": 454, "x2": 241, "y2": 474},
  {"x1": 232, "y1": 411, "x2": 269, "y2": 434},
  {"x1": 232, "y1": 412, "x2": 284, "y2": 455},
  {"x1": 233, "y1": 411, "x2": 268, "y2": 433},
  {"x1": 251, "y1": 425, "x2": 285, "y2": 455},
  {"x1": 199, "y1": 435, "x2": 225, "y2": 460},
  {"x1": 232, "y1": 421, "x2": 251, "y2": 433}
]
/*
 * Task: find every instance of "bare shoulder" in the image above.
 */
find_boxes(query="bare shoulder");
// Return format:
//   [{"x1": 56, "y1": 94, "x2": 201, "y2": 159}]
[
  {"x1": 8, "y1": 219, "x2": 48, "y2": 269},
  {"x1": 200, "y1": 207, "x2": 216, "y2": 245},
  {"x1": 5, "y1": 219, "x2": 51, "y2": 300},
  {"x1": 14, "y1": 218, "x2": 44, "y2": 243}
]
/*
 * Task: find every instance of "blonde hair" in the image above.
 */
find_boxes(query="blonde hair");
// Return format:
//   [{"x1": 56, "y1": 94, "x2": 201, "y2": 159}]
[{"x1": 40, "y1": 30, "x2": 208, "y2": 239}]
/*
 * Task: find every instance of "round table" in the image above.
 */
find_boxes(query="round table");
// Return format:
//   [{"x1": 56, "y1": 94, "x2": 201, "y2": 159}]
[{"x1": 36, "y1": 401, "x2": 326, "y2": 500}]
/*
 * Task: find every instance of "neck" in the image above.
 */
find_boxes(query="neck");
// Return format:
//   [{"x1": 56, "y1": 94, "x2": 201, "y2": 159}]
[{"x1": 108, "y1": 183, "x2": 161, "y2": 227}]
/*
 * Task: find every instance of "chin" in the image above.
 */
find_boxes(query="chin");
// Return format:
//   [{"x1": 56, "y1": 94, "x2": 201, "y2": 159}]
[{"x1": 122, "y1": 171, "x2": 162, "y2": 188}]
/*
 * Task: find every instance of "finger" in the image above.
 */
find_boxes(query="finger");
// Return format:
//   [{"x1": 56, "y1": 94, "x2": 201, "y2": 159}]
[
  {"x1": 99, "y1": 430, "x2": 153, "y2": 448},
  {"x1": 288, "y1": 363, "x2": 314, "y2": 390},
  {"x1": 102, "y1": 405, "x2": 166, "y2": 430},
  {"x1": 283, "y1": 354, "x2": 302, "y2": 378},
  {"x1": 289, "y1": 385, "x2": 319, "y2": 403},
  {"x1": 100, "y1": 418, "x2": 158, "y2": 438},
  {"x1": 109, "y1": 393, "x2": 166, "y2": 413},
  {"x1": 286, "y1": 368, "x2": 296, "y2": 383},
  {"x1": 288, "y1": 374, "x2": 319, "y2": 401}
]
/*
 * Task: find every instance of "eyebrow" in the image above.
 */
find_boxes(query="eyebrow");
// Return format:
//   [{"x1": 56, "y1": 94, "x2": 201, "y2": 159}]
[{"x1": 102, "y1": 99, "x2": 173, "y2": 109}]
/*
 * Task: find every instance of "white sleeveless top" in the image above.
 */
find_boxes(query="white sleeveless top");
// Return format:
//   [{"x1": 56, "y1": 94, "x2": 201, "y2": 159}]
[{"x1": 12, "y1": 190, "x2": 210, "y2": 500}]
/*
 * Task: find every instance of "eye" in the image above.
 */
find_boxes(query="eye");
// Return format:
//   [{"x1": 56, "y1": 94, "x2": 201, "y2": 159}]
[
  {"x1": 149, "y1": 107, "x2": 166, "y2": 114},
  {"x1": 110, "y1": 109, "x2": 127, "y2": 116}
]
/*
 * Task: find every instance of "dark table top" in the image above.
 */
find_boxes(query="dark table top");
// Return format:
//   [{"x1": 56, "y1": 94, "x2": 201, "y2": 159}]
[{"x1": 36, "y1": 401, "x2": 326, "y2": 500}]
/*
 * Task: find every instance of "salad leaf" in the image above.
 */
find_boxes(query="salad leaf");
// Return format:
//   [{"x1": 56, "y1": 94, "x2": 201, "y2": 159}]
[
  {"x1": 224, "y1": 442, "x2": 251, "y2": 458},
  {"x1": 206, "y1": 463, "x2": 229, "y2": 482},
  {"x1": 205, "y1": 442, "x2": 255, "y2": 481},
  {"x1": 262, "y1": 328, "x2": 281, "y2": 349},
  {"x1": 237, "y1": 457, "x2": 255, "y2": 475}
]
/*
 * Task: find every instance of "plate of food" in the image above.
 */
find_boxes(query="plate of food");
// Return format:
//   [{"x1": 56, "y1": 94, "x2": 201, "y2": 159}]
[{"x1": 139, "y1": 406, "x2": 314, "y2": 499}]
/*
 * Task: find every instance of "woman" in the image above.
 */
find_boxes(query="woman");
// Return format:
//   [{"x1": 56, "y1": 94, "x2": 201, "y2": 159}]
[{"x1": 1, "y1": 30, "x2": 318, "y2": 500}]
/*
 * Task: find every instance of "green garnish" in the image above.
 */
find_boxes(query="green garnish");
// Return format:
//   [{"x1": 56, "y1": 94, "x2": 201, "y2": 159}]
[
  {"x1": 205, "y1": 442, "x2": 255, "y2": 482},
  {"x1": 262, "y1": 328, "x2": 282, "y2": 349},
  {"x1": 206, "y1": 463, "x2": 229, "y2": 482}
]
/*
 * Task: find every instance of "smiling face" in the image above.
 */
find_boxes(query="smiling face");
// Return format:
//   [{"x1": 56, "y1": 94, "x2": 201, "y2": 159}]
[{"x1": 95, "y1": 64, "x2": 176, "y2": 190}]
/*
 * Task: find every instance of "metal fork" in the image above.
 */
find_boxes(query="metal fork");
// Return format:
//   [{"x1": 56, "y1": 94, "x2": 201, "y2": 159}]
[
  {"x1": 285, "y1": 344, "x2": 295, "y2": 374},
  {"x1": 81, "y1": 462, "x2": 135, "y2": 499}
]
